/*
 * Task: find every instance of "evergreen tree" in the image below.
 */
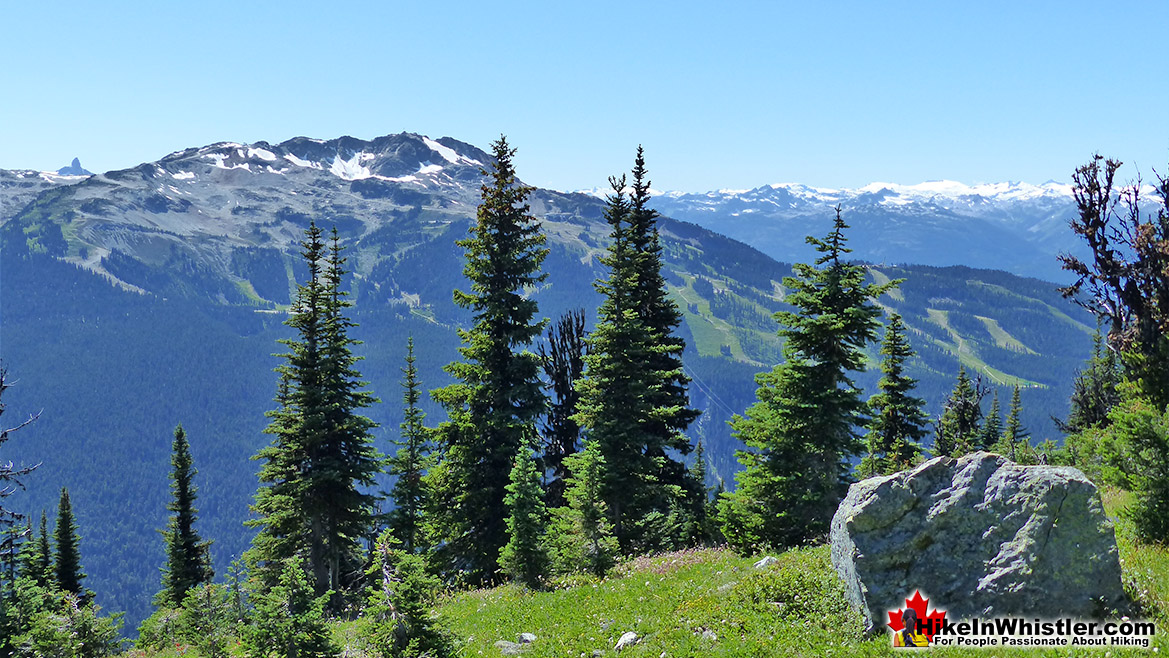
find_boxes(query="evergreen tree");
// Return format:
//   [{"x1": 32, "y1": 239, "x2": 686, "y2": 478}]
[
  {"x1": 859, "y1": 312, "x2": 928, "y2": 477},
  {"x1": 498, "y1": 450, "x2": 550, "y2": 588},
  {"x1": 719, "y1": 207, "x2": 894, "y2": 550},
  {"x1": 387, "y1": 337, "x2": 432, "y2": 554},
  {"x1": 53, "y1": 487, "x2": 85, "y2": 598},
  {"x1": 576, "y1": 150, "x2": 700, "y2": 552},
  {"x1": 932, "y1": 367, "x2": 986, "y2": 457},
  {"x1": 245, "y1": 560, "x2": 335, "y2": 658},
  {"x1": 360, "y1": 531, "x2": 453, "y2": 657},
  {"x1": 4, "y1": 521, "x2": 27, "y2": 593},
  {"x1": 158, "y1": 424, "x2": 213, "y2": 607},
  {"x1": 13, "y1": 512, "x2": 52, "y2": 596},
  {"x1": 999, "y1": 385, "x2": 1031, "y2": 462},
  {"x1": 575, "y1": 177, "x2": 656, "y2": 549},
  {"x1": 247, "y1": 222, "x2": 382, "y2": 599},
  {"x1": 979, "y1": 390, "x2": 1003, "y2": 451},
  {"x1": 538, "y1": 309, "x2": 588, "y2": 507},
  {"x1": 627, "y1": 148, "x2": 701, "y2": 499},
  {"x1": 430, "y1": 136, "x2": 548, "y2": 582},
  {"x1": 552, "y1": 440, "x2": 618, "y2": 577},
  {"x1": 684, "y1": 441, "x2": 716, "y2": 545},
  {"x1": 1058, "y1": 327, "x2": 1121, "y2": 434}
]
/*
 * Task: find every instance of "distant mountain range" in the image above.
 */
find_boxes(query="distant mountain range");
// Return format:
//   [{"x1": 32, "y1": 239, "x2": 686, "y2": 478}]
[
  {"x1": 3, "y1": 146, "x2": 1086, "y2": 284},
  {"x1": 0, "y1": 132, "x2": 1096, "y2": 631},
  {"x1": 643, "y1": 180, "x2": 1083, "y2": 282}
]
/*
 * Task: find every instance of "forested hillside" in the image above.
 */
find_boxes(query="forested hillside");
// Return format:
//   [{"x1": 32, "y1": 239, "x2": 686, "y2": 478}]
[{"x1": 0, "y1": 134, "x2": 1096, "y2": 630}]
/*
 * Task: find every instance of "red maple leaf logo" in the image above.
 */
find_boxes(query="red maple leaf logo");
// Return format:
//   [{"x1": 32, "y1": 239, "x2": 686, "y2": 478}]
[{"x1": 887, "y1": 590, "x2": 947, "y2": 642}]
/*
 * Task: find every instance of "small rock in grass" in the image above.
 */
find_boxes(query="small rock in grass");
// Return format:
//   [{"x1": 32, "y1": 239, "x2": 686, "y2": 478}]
[
  {"x1": 702, "y1": 629, "x2": 718, "y2": 641},
  {"x1": 615, "y1": 631, "x2": 640, "y2": 650},
  {"x1": 495, "y1": 639, "x2": 526, "y2": 656},
  {"x1": 518, "y1": 633, "x2": 537, "y2": 644},
  {"x1": 753, "y1": 556, "x2": 779, "y2": 569}
]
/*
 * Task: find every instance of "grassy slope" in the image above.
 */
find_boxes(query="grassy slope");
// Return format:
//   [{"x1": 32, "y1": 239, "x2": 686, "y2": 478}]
[
  {"x1": 430, "y1": 491, "x2": 1169, "y2": 658},
  {"x1": 123, "y1": 488, "x2": 1169, "y2": 657}
]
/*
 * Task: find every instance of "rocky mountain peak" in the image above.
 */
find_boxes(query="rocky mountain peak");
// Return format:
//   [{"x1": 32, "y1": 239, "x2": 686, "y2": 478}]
[{"x1": 57, "y1": 157, "x2": 93, "y2": 176}]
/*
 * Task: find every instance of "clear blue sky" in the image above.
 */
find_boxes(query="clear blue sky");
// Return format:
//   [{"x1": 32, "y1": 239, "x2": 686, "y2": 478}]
[{"x1": 2, "y1": 1, "x2": 1166, "y2": 192}]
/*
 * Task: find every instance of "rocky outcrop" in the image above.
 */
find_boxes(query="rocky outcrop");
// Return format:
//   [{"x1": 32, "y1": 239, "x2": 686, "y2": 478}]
[{"x1": 831, "y1": 452, "x2": 1127, "y2": 631}]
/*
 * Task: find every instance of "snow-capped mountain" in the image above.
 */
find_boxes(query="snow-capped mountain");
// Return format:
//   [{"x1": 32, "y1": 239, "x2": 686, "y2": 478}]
[
  {"x1": 0, "y1": 167, "x2": 89, "y2": 225},
  {"x1": 645, "y1": 180, "x2": 1082, "y2": 282}
]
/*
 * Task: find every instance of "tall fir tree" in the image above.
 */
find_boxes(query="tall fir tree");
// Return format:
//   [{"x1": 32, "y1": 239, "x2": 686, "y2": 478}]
[
  {"x1": 498, "y1": 449, "x2": 550, "y2": 587},
  {"x1": 979, "y1": 390, "x2": 1003, "y2": 452},
  {"x1": 999, "y1": 385, "x2": 1031, "y2": 462},
  {"x1": 719, "y1": 207, "x2": 894, "y2": 550},
  {"x1": 627, "y1": 148, "x2": 701, "y2": 495},
  {"x1": 387, "y1": 337, "x2": 432, "y2": 553},
  {"x1": 932, "y1": 367, "x2": 986, "y2": 457},
  {"x1": 53, "y1": 487, "x2": 85, "y2": 598},
  {"x1": 859, "y1": 312, "x2": 928, "y2": 477},
  {"x1": 575, "y1": 177, "x2": 659, "y2": 549},
  {"x1": 538, "y1": 309, "x2": 588, "y2": 508},
  {"x1": 576, "y1": 150, "x2": 700, "y2": 552},
  {"x1": 158, "y1": 424, "x2": 213, "y2": 608},
  {"x1": 248, "y1": 222, "x2": 382, "y2": 598},
  {"x1": 430, "y1": 137, "x2": 549, "y2": 582}
]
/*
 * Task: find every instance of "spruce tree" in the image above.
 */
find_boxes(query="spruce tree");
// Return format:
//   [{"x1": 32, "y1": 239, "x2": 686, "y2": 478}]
[
  {"x1": 17, "y1": 512, "x2": 52, "y2": 587},
  {"x1": 53, "y1": 487, "x2": 85, "y2": 598},
  {"x1": 627, "y1": 148, "x2": 701, "y2": 497},
  {"x1": 1058, "y1": 327, "x2": 1121, "y2": 434},
  {"x1": 552, "y1": 440, "x2": 618, "y2": 577},
  {"x1": 860, "y1": 312, "x2": 928, "y2": 477},
  {"x1": 361, "y1": 531, "x2": 452, "y2": 657},
  {"x1": 245, "y1": 560, "x2": 335, "y2": 658},
  {"x1": 498, "y1": 449, "x2": 549, "y2": 587},
  {"x1": 576, "y1": 150, "x2": 700, "y2": 552},
  {"x1": 575, "y1": 177, "x2": 659, "y2": 549},
  {"x1": 159, "y1": 424, "x2": 213, "y2": 607},
  {"x1": 248, "y1": 222, "x2": 382, "y2": 598},
  {"x1": 684, "y1": 441, "x2": 715, "y2": 545},
  {"x1": 539, "y1": 309, "x2": 588, "y2": 508},
  {"x1": 431, "y1": 137, "x2": 548, "y2": 582},
  {"x1": 933, "y1": 367, "x2": 986, "y2": 457},
  {"x1": 387, "y1": 337, "x2": 431, "y2": 553},
  {"x1": 719, "y1": 207, "x2": 894, "y2": 550},
  {"x1": 1000, "y1": 385, "x2": 1031, "y2": 462},
  {"x1": 979, "y1": 390, "x2": 1003, "y2": 451}
]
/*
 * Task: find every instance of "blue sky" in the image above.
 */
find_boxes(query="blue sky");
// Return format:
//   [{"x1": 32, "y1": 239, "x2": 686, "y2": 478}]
[{"x1": 1, "y1": 1, "x2": 1166, "y2": 192}]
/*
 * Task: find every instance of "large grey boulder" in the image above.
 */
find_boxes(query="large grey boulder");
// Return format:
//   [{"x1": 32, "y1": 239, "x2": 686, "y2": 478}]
[{"x1": 831, "y1": 452, "x2": 1127, "y2": 631}]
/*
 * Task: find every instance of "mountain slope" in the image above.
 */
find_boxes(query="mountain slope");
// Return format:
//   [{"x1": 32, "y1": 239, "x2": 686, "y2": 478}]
[{"x1": 0, "y1": 132, "x2": 1095, "y2": 631}]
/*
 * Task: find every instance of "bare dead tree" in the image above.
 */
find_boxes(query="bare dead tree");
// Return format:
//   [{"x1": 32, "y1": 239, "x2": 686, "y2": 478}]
[
  {"x1": 1059, "y1": 155, "x2": 1169, "y2": 357},
  {"x1": 1, "y1": 365, "x2": 41, "y2": 526}
]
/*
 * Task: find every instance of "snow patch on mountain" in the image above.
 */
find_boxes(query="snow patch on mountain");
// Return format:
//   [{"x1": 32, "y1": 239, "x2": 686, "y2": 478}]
[
  {"x1": 424, "y1": 137, "x2": 481, "y2": 166},
  {"x1": 248, "y1": 147, "x2": 277, "y2": 162},
  {"x1": 284, "y1": 153, "x2": 320, "y2": 169},
  {"x1": 329, "y1": 153, "x2": 372, "y2": 181}
]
